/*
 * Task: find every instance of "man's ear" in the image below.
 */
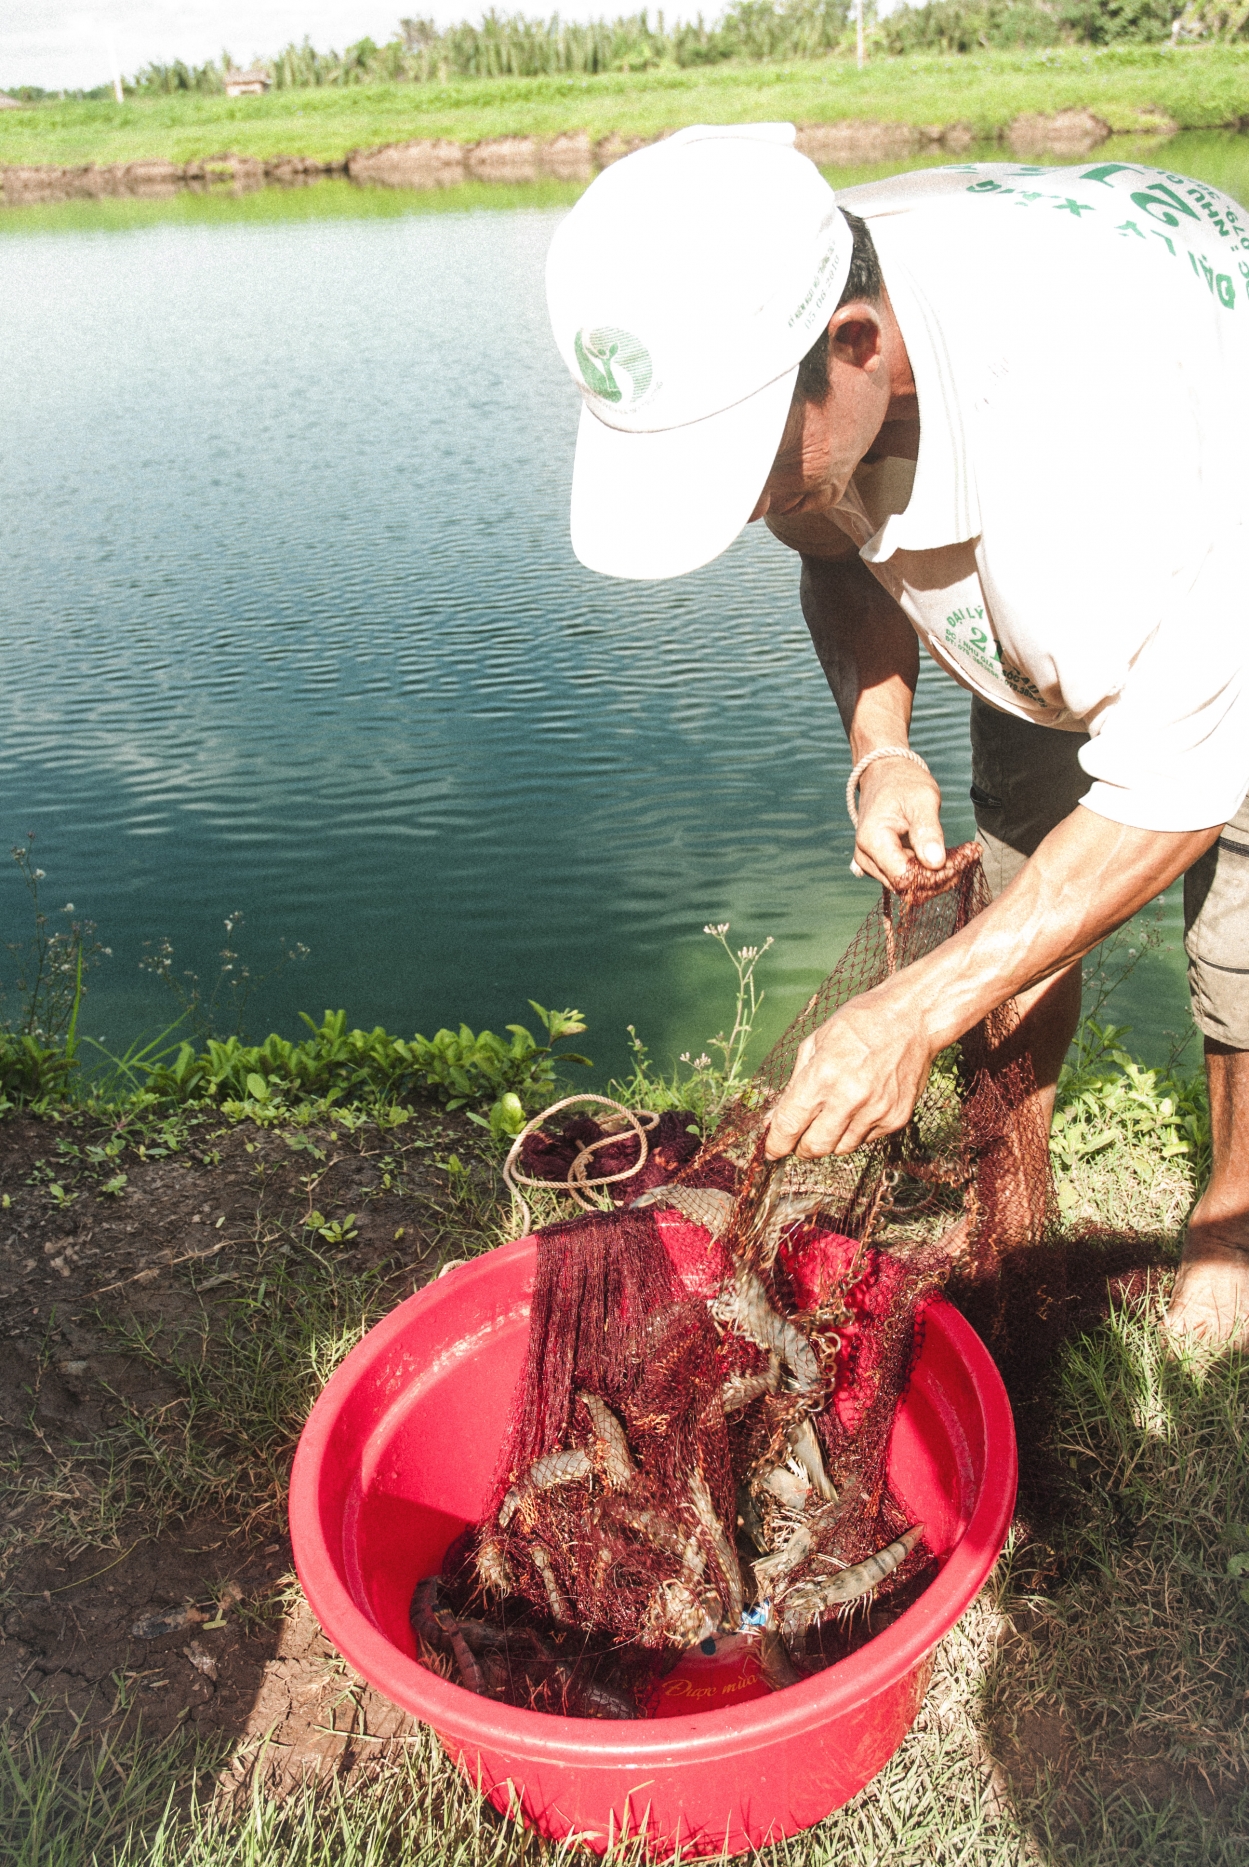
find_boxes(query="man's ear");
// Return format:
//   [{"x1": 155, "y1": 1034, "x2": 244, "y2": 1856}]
[{"x1": 828, "y1": 307, "x2": 884, "y2": 373}]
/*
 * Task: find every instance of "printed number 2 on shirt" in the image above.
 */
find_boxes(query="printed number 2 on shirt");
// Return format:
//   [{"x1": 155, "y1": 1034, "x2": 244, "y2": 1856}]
[{"x1": 939, "y1": 592, "x2": 1043, "y2": 706}]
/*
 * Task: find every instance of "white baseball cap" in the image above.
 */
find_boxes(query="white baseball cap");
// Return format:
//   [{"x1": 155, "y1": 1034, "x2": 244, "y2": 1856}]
[{"x1": 546, "y1": 123, "x2": 850, "y2": 581}]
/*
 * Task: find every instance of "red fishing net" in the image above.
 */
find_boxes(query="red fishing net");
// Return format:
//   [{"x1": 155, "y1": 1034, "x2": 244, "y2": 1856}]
[{"x1": 414, "y1": 844, "x2": 1052, "y2": 1717}]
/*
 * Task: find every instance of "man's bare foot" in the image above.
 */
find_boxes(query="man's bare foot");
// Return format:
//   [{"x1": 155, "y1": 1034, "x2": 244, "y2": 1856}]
[{"x1": 1164, "y1": 1202, "x2": 1249, "y2": 1352}]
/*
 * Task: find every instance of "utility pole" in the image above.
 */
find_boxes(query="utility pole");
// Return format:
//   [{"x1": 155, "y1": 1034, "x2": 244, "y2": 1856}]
[
  {"x1": 108, "y1": 39, "x2": 123, "y2": 104},
  {"x1": 856, "y1": 0, "x2": 865, "y2": 69}
]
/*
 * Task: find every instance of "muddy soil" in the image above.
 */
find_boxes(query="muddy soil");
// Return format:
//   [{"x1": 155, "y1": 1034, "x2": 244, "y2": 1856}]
[{"x1": 0, "y1": 1103, "x2": 495, "y2": 1783}]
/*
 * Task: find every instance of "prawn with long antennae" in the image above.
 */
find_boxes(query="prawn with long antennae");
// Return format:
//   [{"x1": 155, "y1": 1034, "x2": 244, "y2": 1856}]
[
  {"x1": 721, "y1": 1353, "x2": 781, "y2": 1415},
  {"x1": 632, "y1": 1183, "x2": 829, "y2": 1265},
  {"x1": 410, "y1": 1578, "x2": 487, "y2": 1694},
  {"x1": 529, "y1": 1541, "x2": 571, "y2": 1625},
  {"x1": 773, "y1": 1524, "x2": 925, "y2": 1639},
  {"x1": 689, "y1": 1467, "x2": 743, "y2": 1627}
]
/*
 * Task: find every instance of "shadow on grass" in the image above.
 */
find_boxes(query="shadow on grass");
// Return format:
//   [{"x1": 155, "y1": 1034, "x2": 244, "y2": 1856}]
[{"x1": 956, "y1": 1235, "x2": 1249, "y2": 1865}]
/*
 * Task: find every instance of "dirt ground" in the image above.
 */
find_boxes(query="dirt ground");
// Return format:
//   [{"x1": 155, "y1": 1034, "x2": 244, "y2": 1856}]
[
  {"x1": 0, "y1": 1102, "x2": 491, "y2": 1784},
  {"x1": 4, "y1": 1100, "x2": 1235, "y2": 1857}
]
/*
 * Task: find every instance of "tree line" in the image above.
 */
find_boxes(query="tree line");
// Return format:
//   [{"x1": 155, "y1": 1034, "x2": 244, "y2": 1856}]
[{"x1": 19, "y1": 0, "x2": 1243, "y2": 103}]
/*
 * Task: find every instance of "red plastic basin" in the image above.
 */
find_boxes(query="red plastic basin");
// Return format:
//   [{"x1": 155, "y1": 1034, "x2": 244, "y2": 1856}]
[{"x1": 290, "y1": 1235, "x2": 1016, "y2": 1857}]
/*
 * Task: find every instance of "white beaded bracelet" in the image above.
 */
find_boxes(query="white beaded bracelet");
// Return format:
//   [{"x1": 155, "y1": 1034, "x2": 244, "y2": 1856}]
[
  {"x1": 845, "y1": 745, "x2": 932, "y2": 876},
  {"x1": 845, "y1": 745, "x2": 931, "y2": 830}
]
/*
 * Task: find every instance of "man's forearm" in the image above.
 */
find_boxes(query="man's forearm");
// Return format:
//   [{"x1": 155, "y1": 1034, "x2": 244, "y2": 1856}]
[
  {"x1": 800, "y1": 555, "x2": 919, "y2": 759},
  {"x1": 768, "y1": 803, "x2": 1224, "y2": 1158},
  {"x1": 897, "y1": 805, "x2": 1222, "y2": 1056}
]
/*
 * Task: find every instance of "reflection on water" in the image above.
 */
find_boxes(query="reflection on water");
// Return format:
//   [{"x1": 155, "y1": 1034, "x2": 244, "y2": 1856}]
[{"x1": 3, "y1": 133, "x2": 1240, "y2": 1075}]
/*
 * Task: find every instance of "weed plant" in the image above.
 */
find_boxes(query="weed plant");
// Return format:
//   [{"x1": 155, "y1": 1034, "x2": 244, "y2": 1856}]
[
  {"x1": 1050, "y1": 912, "x2": 1209, "y2": 1234},
  {"x1": 139, "y1": 915, "x2": 310, "y2": 1043},
  {"x1": 0, "y1": 841, "x2": 109, "y2": 1103},
  {"x1": 89, "y1": 1002, "x2": 592, "y2": 1122},
  {"x1": 610, "y1": 922, "x2": 775, "y2": 1125}
]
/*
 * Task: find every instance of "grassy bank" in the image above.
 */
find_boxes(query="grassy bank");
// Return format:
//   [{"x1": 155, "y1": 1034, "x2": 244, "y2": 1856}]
[
  {"x1": 4, "y1": 46, "x2": 1249, "y2": 170},
  {"x1": 0, "y1": 890, "x2": 1234, "y2": 1861},
  {"x1": 0, "y1": 1035, "x2": 1240, "y2": 1865}
]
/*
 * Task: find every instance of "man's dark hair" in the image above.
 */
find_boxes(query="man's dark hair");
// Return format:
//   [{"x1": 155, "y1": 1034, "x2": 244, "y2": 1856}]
[{"x1": 796, "y1": 211, "x2": 883, "y2": 405}]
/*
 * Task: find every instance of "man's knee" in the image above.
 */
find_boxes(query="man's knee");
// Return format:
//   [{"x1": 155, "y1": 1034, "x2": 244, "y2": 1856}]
[{"x1": 1185, "y1": 793, "x2": 1249, "y2": 1051}]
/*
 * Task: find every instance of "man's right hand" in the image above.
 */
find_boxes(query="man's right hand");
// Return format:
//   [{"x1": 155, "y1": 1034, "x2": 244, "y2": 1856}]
[{"x1": 853, "y1": 757, "x2": 947, "y2": 889}]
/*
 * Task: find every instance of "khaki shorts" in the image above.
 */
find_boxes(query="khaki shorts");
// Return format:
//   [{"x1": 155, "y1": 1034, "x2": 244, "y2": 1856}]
[{"x1": 968, "y1": 694, "x2": 1249, "y2": 1051}]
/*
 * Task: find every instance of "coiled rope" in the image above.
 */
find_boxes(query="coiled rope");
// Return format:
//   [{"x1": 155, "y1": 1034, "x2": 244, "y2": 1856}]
[{"x1": 502, "y1": 1094, "x2": 659, "y2": 1234}]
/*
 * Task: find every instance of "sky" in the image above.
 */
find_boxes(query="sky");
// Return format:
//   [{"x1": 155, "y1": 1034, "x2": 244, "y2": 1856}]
[{"x1": 0, "y1": 2, "x2": 520, "y2": 93}]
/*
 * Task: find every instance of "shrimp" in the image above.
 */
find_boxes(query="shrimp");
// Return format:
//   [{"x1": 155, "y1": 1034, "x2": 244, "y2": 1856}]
[
  {"x1": 577, "y1": 1390, "x2": 636, "y2": 1492},
  {"x1": 752, "y1": 1520, "x2": 815, "y2": 1594},
  {"x1": 499, "y1": 1447, "x2": 592, "y2": 1528},
  {"x1": 640, "y1": 1577, "x2": 720, "y2": 1649},
  {"x1": 475, "y1": 1534, "x2": 511, "y2": 1596},
  {"x1": 575, "y1": 1677, "x2": 639, "y2": 1720},
  {"x1": 786, "y1": 1415, "x2": 837, "y2": 1502},
  {"x1": 737, "y1": 1481, "x2": 767, "y2": 1553},
  {"x1": 775, "y1": 1524, "x2": 925, "y2": 1638},
  {"x1": 721, "y1": 1354, "x2": 781, "y2": 1415},
  {"x1": 600, "y1": 1496, "x2": 705, "y2": 1582},
  {"x1": 631, "y1": 1184, "x2": 733, "y2": 1236},
  {"x1": 752, "y1": 1494, "x2": 849, "y2": 1595},
  {"x1": 409, "y1": 1577, "x2": 486, "y2": 1694},
  {"x1": 633, "y1": 1185, "x2": 827, "y2": 1264},
  {"x1": 689, "y1": 1468, "x2": 743, "y2": 1627},
  {"x1": 528, "y1": 1541, "x2": 571, "y2": 1625},
  {"x1": 711, "y1": 1267, "x2": 822, "y2": 1396},
  {"x1": 760, "y1": 1463, "x2": 810, "y2": 1513}
]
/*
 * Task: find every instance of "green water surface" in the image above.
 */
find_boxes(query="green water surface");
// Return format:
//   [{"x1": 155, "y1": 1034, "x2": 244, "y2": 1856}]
[{"x1": 1, "y1": 132, "x2": 1240, "y2": 1079}]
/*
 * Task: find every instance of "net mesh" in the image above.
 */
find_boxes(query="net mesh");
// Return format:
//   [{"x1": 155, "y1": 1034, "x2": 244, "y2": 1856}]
[{"x1": 415, "y1": 843, "x2": 1053, "y2": 1717}]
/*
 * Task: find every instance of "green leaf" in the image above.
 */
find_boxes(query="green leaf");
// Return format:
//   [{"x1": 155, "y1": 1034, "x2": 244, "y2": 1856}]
[{"x1": 489, "y1": 1092, "x2": 527, "y2": 1140}]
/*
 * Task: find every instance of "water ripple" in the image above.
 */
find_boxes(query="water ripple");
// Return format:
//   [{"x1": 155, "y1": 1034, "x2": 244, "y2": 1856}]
[{"x1": 0, "y1": 203, "x2": 1187, "y2": 1068}]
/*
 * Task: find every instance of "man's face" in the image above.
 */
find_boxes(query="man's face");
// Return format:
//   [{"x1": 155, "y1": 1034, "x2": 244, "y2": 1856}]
[{"x1": 750, "y1": 301, "x2": 915, "y2": 524}]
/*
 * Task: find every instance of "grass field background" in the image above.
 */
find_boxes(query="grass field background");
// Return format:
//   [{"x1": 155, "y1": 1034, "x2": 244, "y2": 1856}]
[{"x1": 3, "y1": 46, "x2": 1249, "y2": 168}]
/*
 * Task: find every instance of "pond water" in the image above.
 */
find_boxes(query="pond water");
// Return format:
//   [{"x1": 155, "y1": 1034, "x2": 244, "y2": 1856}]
[{"x1": 3, "y1": 133, "x2": 1243, "y2": 1082}]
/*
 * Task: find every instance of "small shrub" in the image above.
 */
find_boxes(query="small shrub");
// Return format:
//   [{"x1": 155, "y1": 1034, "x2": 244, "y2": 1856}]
[
  {"x1": 882, "y1": 0, "x2": 1063, "y2": 53},
  {"x1": 130, "y1": 1001, "x2": 591, "y2": 1114}
]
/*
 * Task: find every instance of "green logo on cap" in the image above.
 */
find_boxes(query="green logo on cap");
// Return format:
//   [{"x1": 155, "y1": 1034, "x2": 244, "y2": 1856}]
[{"x1": 574, "y1": 326, "x2": 652, "y2": 405}]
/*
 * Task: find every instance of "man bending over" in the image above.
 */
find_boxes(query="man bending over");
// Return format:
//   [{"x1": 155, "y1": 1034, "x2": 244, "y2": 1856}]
[{"x1": 545, "y1": 126, "x2": 1249, "y2": 1347}]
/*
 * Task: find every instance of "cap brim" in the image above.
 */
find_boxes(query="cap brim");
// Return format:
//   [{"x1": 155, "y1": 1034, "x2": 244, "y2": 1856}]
[{"x1": 569, "y1": 367, "x2": 798, "y2": 581}]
